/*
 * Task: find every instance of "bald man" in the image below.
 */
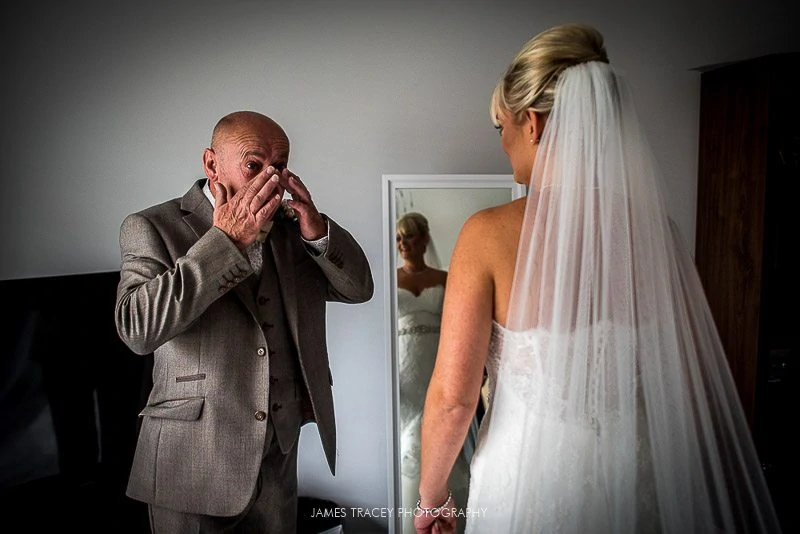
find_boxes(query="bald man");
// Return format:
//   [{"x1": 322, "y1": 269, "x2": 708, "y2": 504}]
[{"x1": 115, "y1": 111, "x2": 374, "y2": 533}]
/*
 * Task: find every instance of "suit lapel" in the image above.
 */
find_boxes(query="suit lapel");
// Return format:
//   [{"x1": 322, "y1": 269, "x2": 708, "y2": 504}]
[
  {"x1": 181, "y1": 180, "x2": 214, "y2": 240},
  {"x1": 232, "y1": 271, "x2": 259, "y2": 319},
  {"x1": 267, "y1": 224, "x2": 301, "y2": 351},
  {"x1": 180, "y1": 179, "x2": 260, "y2": 318}
]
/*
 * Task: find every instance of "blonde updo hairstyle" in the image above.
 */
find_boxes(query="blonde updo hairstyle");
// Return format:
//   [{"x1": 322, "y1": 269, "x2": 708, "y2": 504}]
[
  {"x1": 491, "y1": 24, "x2": 609, "y2": 126},
  {"x1": 397, "y1": 212, "x2": 430, "y2": 241}
]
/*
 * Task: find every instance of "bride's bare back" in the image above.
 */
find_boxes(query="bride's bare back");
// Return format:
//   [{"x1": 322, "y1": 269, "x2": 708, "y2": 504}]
[
  {"x1": 484, "y1": 198, "x2": 527, "y2": 327},
  {"x1": 449, "y1": 197, "x2": 528, "y2": 328}
]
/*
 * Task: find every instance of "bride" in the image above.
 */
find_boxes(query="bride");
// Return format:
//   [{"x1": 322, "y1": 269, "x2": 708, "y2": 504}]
[
  {"x1": 414, "y1": 24, "x2": 782, "y2": 533},
  {"x1": 396, "y1": 212, "x2": 472, "y2": 534}
]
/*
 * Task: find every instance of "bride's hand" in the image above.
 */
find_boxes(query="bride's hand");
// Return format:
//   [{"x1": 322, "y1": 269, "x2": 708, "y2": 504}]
[
  {"x1": 414, "y1": 516, "x2": 456, "y2": 534},
  {"x1": 413, "y1": 502, "x2": 457, "y2": 534}
]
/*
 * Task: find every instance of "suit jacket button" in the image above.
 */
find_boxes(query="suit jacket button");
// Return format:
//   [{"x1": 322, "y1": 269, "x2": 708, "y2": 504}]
[
  {"x1": 254, "y1": 411, "x2": 267, "y2": 421},
  {"x1": 257, "y1": 347, "x2": 266, "y2": 357},
  {"x1": 272, "y1": 403, "x2": 282, "y2": 412},
  {"x1": 258, "y1": 296, "x2": 269, "y2": 305}
]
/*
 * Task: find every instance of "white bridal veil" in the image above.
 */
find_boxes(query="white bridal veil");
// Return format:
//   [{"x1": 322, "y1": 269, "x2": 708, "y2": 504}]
[{"x1": 482, "y1": 61, "x2": 781, "y2": 532}]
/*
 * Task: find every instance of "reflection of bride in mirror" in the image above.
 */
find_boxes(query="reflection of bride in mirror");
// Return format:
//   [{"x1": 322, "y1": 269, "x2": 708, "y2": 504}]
[{"x1": 396, "y1": 212, "x2": 471, "y2": 533}]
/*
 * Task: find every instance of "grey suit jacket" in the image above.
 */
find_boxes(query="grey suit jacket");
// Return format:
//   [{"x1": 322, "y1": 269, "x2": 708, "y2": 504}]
[{"x1": 115, "y1": 180, "x2": 373, "y2": 516}]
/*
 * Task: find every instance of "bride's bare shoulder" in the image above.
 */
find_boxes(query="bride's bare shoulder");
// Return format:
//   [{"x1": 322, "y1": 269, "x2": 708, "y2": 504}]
[
  {"x1": 462, "y1": 197, "x2": 526, "y2": 233},
  {"x1": 455, "y1": 198, "x2": 526, "y2": 252}
]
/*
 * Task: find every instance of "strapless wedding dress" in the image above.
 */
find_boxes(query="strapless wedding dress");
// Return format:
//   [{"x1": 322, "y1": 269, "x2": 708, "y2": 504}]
[
  {"x1": 465, "y1": 321, "x2": 658, "y2": 533},
  {"x1": 398, "y1": 286, "x2": 471, "y2": 533}
]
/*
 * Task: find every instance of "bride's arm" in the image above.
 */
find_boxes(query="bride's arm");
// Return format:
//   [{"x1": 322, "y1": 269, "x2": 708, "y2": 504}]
[{"x1": 417, "y1": 211, "x2": 494, "y2": 509}]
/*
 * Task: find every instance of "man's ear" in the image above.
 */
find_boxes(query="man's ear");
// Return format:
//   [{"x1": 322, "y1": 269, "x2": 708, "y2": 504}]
[
  {"x1": 203, "y1": 148, "x2": 217, "y2": 181},
  {"x1": 202, "y1": 148, "x2": 220, "y2": 194}
]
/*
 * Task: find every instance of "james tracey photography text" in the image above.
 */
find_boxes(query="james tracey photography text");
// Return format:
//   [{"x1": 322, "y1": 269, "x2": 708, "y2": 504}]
[{"x1": 308, "y1": 507, "x2": 488, "y2": 519}]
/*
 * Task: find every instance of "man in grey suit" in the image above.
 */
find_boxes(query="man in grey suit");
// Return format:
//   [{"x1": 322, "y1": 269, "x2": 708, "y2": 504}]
[{"x1": 115, "y1": 110, "x2": 374, "y2": 533}]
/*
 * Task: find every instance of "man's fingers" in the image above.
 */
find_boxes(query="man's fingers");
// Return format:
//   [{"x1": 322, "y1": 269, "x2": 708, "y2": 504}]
[
  {"x1": 279, "y1": 169, "x2": 311, "y2": 204},
  {"x1": 249, "y1": 175, "x2": 283, "y2": 214},
  {"x1": 240, "y1": 166, "x2": 277, "y2": 206},
  {"x1": 212, "y1": 181, "x2": 229, "y2": 206},
  {"x1": 255, "y1": 193, "x2": 283, "y2": 223}
]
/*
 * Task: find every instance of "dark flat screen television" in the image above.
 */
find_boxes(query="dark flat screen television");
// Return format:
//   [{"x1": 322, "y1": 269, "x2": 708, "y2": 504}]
[{"x1": 0, "y1": 270, "x2": 151, "y2": 531}]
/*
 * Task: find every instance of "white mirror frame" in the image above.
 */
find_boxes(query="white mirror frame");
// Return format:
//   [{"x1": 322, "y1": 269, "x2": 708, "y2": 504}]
[{"x1": 382, "y1": 174, "x2": 526, "y2": 534}]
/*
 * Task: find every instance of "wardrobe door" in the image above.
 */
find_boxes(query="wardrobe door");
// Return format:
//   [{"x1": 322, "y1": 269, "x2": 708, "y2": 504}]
[{"x1": 695, "y1": 53, "x2": 800, "y2": 534}]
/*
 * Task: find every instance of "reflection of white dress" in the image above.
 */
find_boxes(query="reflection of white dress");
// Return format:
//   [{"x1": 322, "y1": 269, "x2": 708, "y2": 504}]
[{"x1": 398, "y1": 286, "x2": 471, "y2": 534}]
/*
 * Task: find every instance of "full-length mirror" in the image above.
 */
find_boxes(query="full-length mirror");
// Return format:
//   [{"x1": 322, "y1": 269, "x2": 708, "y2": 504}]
[{"x1": 382, "y1": 175, "x2": 526, "y2": 534}]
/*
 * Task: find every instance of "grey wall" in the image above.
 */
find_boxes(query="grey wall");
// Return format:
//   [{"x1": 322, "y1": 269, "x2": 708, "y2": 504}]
[
  {"x1": 396, "y1": 186, "x2": 514, "y2": 270},
  {"x1": 2, "y1": 0, "x2": 797, "y2": 531}
]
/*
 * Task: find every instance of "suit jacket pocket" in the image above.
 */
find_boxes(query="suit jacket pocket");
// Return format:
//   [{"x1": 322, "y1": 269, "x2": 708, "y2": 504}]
[{"x1": 139, "y1": 396, "x2": 205, "y2": 420}]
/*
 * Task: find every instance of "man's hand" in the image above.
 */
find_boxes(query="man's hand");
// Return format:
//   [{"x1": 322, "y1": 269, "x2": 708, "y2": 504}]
[
  {"x1": 279, "y1": 169, "x2": 326, "y2": 241},
  {"x1": 212, "y1": 167, "x2": 284, "y2": 249}
]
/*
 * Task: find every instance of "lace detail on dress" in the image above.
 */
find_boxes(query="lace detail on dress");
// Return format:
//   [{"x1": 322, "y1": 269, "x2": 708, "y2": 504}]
[
  {"x1": 397, "y1": 286, "x2": 445, "y2": 451},
  {"x1": 485, "y1": 320, "x2": 637, "y2": 419},
  {"x1": 467, "y1": 321, "x2": 656, "y2": 533}
]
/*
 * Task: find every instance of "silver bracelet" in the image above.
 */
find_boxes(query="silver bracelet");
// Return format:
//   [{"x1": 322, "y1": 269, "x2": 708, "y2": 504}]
[{"x1": 415, "y1": 489, "x2": 453, "y2": 515}]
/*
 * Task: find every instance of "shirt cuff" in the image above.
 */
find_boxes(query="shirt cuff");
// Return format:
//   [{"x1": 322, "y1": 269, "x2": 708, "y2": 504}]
[{"x1": 302, "y1": 219, "x2": 330, "y2": 256}]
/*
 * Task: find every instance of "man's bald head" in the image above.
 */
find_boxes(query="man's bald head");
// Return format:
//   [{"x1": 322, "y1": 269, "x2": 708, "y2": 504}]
[{"x1": 210, "y1": 111, "x2": 287, "y2": 150}]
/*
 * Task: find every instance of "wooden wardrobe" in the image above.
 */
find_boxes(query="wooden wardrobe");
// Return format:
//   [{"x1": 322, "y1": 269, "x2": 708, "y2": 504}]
[{"x1": 694, "y1": 52, "x2": 799, "y2": 532}]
